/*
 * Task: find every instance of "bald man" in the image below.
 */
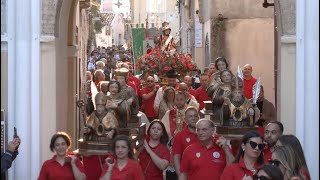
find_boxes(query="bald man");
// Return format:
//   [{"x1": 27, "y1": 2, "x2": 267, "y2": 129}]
[
  {"x1": 242, "y1": 64, "x2": 257, "y2": 99},
  {"x1": 183, "y1": 75, "x2": 196, "y2": 96},
  {"x1": 177, "y1": 82, "x2": 199, "y2": 110}
]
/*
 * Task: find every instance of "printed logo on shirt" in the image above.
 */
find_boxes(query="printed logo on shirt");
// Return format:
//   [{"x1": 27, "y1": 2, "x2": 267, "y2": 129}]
[
  {"x1": 186, "y1": 138, "x2": 190, "y2": 143},
  {"x1": 196, "y1": 152, "x2": 201, "y2": 158},
  {"x1": 213, "y1": 151, "x2": 220, "y2": 158}
]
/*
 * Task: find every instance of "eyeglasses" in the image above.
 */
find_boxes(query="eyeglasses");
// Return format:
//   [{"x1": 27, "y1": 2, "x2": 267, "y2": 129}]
[
  {"x1": 268, "y1": 159, "x2": 281, "y2": 167},
  {"x1": 247, "y1": 141, "x2": 265, "y2": 151},
  {"x1": 253, "y1": 175, "x2": 271, "y2": 180}
]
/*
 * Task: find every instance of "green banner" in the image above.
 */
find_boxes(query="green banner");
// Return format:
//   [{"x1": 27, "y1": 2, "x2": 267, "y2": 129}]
[
  {"x1": 131, "y1": 28, "x2": 145, "y2": 74},
  {"x1": 131, "y1": 27, "x2": 159, "y2": 74}
]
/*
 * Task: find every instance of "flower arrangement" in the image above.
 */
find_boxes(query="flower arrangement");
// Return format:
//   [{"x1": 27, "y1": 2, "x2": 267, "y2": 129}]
[{"x1": 135, "y1": 46, "x2": 197, "y2": 77}]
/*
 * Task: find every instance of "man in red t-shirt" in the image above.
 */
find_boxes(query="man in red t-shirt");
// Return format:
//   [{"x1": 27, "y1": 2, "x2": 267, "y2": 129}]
[
  {"x1": 139, "y1": 76, "x2": 159, "y2": 121},
  {"x1": 172, "y1": 107, "x2": 199, "y2": 177},
  {"x1": 263, "y1": 121, "x2": 283, "y2": 162},
  {"x1": 179, "y1": 119, "x2": 234, "y2": 180},
  {"x1": 195, "y1": 73, "x2": 210, "y2": 110},
  {"x1": 183, "y1": 75, "x2": 196, "y2": 96},
  {"x1": 243, "y1": 64, "x2": 257, "y2": 99}
]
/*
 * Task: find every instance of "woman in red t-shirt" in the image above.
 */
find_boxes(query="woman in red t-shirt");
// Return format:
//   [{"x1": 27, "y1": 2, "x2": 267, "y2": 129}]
[
  {"x1": 38, "y1": 132, "x2": 86, "y2": 180},
  {"x1": 100, "y1": 135, "x2": 144, "y2": 180},
  {"x1": 220, "y1": 131, "x2": 265, "y2": 180},
  {"x1": 138, "y1": 120, "x2": 170, "y2": 180}
]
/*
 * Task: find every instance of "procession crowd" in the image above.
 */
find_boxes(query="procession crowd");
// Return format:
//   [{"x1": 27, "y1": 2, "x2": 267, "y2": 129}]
[{"x1": 1, "y1": 28, "x2": 311, "y2": 180}]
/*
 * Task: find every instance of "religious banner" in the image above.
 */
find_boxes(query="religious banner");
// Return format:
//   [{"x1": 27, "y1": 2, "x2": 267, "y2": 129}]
[
  {"x1": 131, "y1": 27, "x2": 145, "y2": 74},
  {"x1": 131, "y1": 26, "x2": 158, "y2": 74}
]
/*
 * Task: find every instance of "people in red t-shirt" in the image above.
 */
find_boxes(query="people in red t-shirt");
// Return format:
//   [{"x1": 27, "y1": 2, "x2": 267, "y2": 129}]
[
  {"x1": 263, "y1": 121, "x2": 283, "y2": 162},
  {"x1": 139, "y1": 76, "x2": 159, "y2": 121},
  {"x1": 128, "y1": 70, "x2": 141, "y2": 91},
  {"x1": 243, "y1": 64, "x2": 257, "y2": 99},
  {"x1": 183, "y1": 75, "x2": 196, "y2": 96},
  {"x1": 172, "y1": 107, "x2": 199, "y2": 177},
  {"x1": 195, "y1": 73, "x2": 210, "y2": 110},
  {"x1": 82, "y1": 155, "x2": 108, "y2": 180},
  {"x1": 100, "y1": 135, "x2": 144, "y2": 180},
  {"x1": 220, "y1": 131, "x2": 265, "y2": 180},
  {"x1": 38, "y1": 132, "x2": 86, "y2": 180},
  {"x1": 179, "y1": 119, "x2": 234, "y2": 180},
  {"x1": 138, "y1": 120, "x2": 170, "y2": 180}
]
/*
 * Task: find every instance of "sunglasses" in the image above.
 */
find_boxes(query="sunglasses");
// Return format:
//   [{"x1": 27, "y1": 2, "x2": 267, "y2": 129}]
[
  {"x1": 253, "y1": 175, "x2": 271, "y2": 180},
  {"x1": 268, "y1": 159, "x2": 281, "y2": 167},
  {"x1": 247, "y1": 141, "x2": 265, "y2": 151}
]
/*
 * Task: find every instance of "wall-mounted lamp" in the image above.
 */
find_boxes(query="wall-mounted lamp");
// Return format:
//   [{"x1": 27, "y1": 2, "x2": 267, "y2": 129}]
[{"x1": 262, "y1": 0, "x2": 274, "y2": 8}]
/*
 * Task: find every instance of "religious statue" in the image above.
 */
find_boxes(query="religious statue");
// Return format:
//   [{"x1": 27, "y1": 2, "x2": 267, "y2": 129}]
[
  {"x1": 207, "y1": 57, "x2": 229, "y2": 97},
  {"x1": 211, "y1": 69, "x2": 233, "y2": 117},
  {"x1": 84, "y1": 92, "x2": 119, "y2": 141},
  {"x1": 105, "y1": 80, "x2": 130, "y2": 128},
  {"x1": 114, "y1": 68, "x2": 140, "y2": 124},
  {"x1": 154, "y1": 21, "x2": 176, "y2": 55},
  {"x1": 220, "y1": 77, "x2": 260, "y2": 127}
]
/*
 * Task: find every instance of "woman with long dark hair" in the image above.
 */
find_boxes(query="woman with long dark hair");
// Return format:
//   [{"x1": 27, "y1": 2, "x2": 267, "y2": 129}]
[
  {"x1": 253, "y1": 164, "x2": 284, "y2": 180},
  {"x1": 220, "y1": 131, "x2": 265, "y2": 180},
  {"x1": 100, "y1": 135, "x2": 144, "y2": 180},
  {"x1": 138, "y1": 119, "x2": 170, "y2": 180}
]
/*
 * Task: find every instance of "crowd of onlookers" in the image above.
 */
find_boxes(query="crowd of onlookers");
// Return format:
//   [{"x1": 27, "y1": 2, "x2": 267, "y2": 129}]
[{"x1": 1, "y1": 45, "x2": 311, "y2": 180}]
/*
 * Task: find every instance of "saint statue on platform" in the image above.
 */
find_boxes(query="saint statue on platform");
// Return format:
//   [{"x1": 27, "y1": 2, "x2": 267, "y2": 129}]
[
  {"x1": 154, "y1": 21, "x2": 176, "y2": 55},
  {"x1": 220, "y1": 77, "x2": 260, "y2": 127},
  {"x1": 84, "y1": 92, "x2": 119, "y2": 141}
]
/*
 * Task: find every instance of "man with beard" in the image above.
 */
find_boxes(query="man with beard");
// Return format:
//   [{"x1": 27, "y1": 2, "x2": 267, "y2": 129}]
[
  {"x1": 172, "y1": 107, "x2": 200, "y2": 178},
  {"x1": 161, "y1": 91, "x2": 188, "y2": 179},
  {"x1": 263, "y1": 121, "x2": 284, "y2": 161}
]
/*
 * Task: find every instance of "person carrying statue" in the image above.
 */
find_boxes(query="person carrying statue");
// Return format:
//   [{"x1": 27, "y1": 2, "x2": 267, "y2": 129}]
[
  {"x1": 84, "y1": 92, "x2": 119, "y2": 141},
  {"x1": 220, "y1": 77, "x2": 260, "y2": 127},
  {"x1": 154, "y1": 21, "x2": 176, "y2": 55}
]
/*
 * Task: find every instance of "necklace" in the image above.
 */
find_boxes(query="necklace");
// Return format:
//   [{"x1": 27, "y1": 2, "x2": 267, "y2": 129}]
[{"x1": 250, "y1": 167, "x2": 257, "y2": 174}]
